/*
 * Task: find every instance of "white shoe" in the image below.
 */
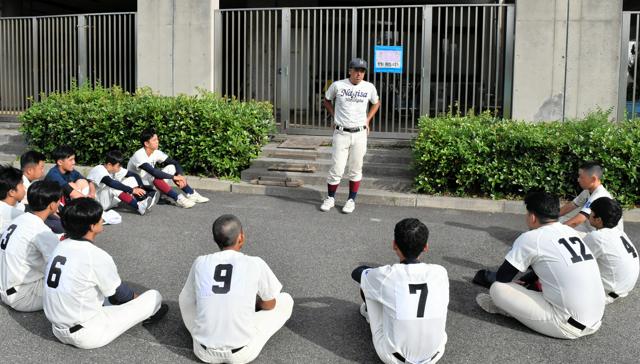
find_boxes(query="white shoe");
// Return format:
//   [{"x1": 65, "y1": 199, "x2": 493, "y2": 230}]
[
  {"x1": 176, "y1": 195, "x2": 196, "y2": 209},
  {"x1": 476, "y1": 293, "x2": 511, "y2": 317},
  {"x1": 187, "y1": 191, "x2": 209, "y2": 203},
  {"x1": 359, "y1": 303, "x2": 370, "y2": 323},
  {"x1": 320, "y1": 197, "x2": 335, "y2": 212},
  {"x1": 342, "y1": 199, "x2": 356, "y2": 214},
  {"x1": 137, "y1": 198, "x2": 149, "y2": 215}
]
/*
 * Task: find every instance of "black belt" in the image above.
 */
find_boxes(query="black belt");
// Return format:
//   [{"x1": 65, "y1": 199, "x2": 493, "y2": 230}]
[
  {"x1": 69, "y1": 324, "x2": 83, "y2": 333},
  {"x1": 335, "y1": 125, "x2": 366, "y2": 133},
  {"x1": 6, "y1": 287, "x2": 16, "y2": 296},
  {"x1": 567, "y1": 317, "x2": 586, "y2": 331},
  {"x1": 393, "y1": 351, "x2": 439, "y2": 363},
  {"x1": 608, "y1": 292, "x2": 619, "y2": 299},
  {"x1": 201, "y1": 344, "x2": 244, "y2": 354}
]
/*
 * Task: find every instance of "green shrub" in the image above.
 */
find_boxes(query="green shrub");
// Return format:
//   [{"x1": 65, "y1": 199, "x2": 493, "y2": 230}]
[
  {"x1": 19, "y1": 84, "x2": 275, "y2": 178},
  {"x1": 413, "y1": 110, "x2": 640, "y2": 206}
]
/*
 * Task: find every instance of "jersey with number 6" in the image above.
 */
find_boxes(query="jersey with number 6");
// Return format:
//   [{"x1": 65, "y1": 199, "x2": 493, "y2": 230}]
[
  {"x1": 361, "y1": 263, "x2": 449, "y2": 362},
  {"x1": 180, "y1": 250, "x2": 282, "y2": 349},
  {"x1": 0, "y1": 213, "x2": 59, "y2": 292},
  {"x1": 505, "y1": 222, "x2": 605, "y2": 327},
  {"x1": 583, "y1": 228, "x2": 639, "y2": 296},
  {"x1": 43, "y1": 239, "x2": 122, "y2": 328}
]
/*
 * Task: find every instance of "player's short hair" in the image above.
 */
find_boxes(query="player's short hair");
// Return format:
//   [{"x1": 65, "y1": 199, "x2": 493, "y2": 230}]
[
  {"x1": 579, "y1": 161, "x2": 603, "y2": 179},
  {"x1": 27, "y1": 180, "x2": 62, "y2": 211},
  {"x1": 61, "y1": 198, "x2": 103, "y2": 239},
  {"x1": 20, "y1": 150, "x2": 46, "y2": 170},
  {"x1": 0, "y1": 165, "x2": 24, "y2": 199},
  {"x1": 52, "y1": 145, "x2": 75, "y2": 162},
  {"x1": 394, "y1": 218, "x2": 429, "y2": 260},
  {"x1": 524, "y1": 191, "x2": 559, "y2": 222},
  {"x1": 105, "y1": 149, "x2": 125, "y2": 165},
  {"x1": 212, "y1": 214, "x2": 243, "y2": 249},
  {"x1": 589, "y1": 197, "x2": 622, "y2": 228},
  {"x1": 140, "y1": 128, "x2": 157, "y2": 146}
]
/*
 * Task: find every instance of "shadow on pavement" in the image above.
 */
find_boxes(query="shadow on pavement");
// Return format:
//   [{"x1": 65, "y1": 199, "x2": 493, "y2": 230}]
[
  {"x1": 5, "y1": 306, "x2": 57, "y2": 343},
  {"x1": 445, "y1": 221, "x2": 521, "y2": 246},
  {"x1": 441, "y1": 256, "x2": 486, "y2": 270}
]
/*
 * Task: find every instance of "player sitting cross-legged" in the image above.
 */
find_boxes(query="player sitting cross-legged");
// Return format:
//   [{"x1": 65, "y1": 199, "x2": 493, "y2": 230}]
[
  {"x1": 583, "y1": 197, "x2": 639, "y2": 304},
  {"x1": 43, "y1": 198, "x2": 168, "y2": 349},
  {"x1": 473, "y1": 191, "x2": 605, "y2": 339},
  {"x1": 45, "y1": 145, "x2": 96, "y2": 201},
  {"x1": 0, "y1": 181, "x2": 62, "y2": 312},
  {"x1": 351, "y1": 218, "x2": 449, "y2": 364},
  {"x1": 127, "y1": 128, "x2": 208, "y2": 209},
  {"x1": 179, "y1": 214, "x2": 293, "y2": 364}
]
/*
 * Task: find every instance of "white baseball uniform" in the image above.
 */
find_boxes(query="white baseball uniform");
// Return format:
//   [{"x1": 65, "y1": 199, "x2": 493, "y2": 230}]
[
  {"x1": 43, "y1": 238, "x2": 163, "y2": 349},
  {"x1": 572, "y1": 185, "x2": 624, "y2": 233},
  {"x1": 325, "y1": 79, "x2": 379, "y2": 185},
  {"x1": 179, "y1": 250, "x2": 293, "y2": 364},
  {"x1": 360, "y1": 263, "x2": 449, "y2": 364},
  {"x1": 20, "y1": 175, "x2": 32, "y2": 205},
  {"x1": 87, "y1": 165, "x2": 138, "y2": 210},
  {"x1": 583, "y1": 228, "x2": 639, "y2": 303},
  {"x1": 491, "y1": 222, "x2": 605, "y2": 339},
  {"x1": 0, "y1": 201, "x2": 25, "y2": 232},
  {"x1": 127, "y1": 148, "x2": 175, "y2": 185},
  {"x1": 0, "y1": 213, "x2": 59, "y2": 311}
]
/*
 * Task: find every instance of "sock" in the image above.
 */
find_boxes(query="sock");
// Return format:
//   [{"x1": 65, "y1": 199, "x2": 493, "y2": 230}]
[
  {"x1": 182, "y1": 185, "x2": 194, "y2": 195},
  {"x1": 153, "y1": 178, "x2": 179, "y2": 201},
  {"x1": 348, "y1": 180, "x2": 361, "y2": 200},
  {"x1": 118, "y1": 192, "x2": 139, "y2": 209},
  {"x1": 327, "y1": 183, "x2": 339, "y2": 198}
]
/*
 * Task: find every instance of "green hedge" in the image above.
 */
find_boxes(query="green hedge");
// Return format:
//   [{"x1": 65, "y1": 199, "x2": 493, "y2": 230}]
[
  {"x1": 413, "y1": 110, "x2": 640, "y2": 206},
  {"x1": 19, "y1": 84, "x2": 275, "y2": 178}
]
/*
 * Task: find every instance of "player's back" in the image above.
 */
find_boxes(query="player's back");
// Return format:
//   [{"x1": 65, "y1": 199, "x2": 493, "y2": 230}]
[
  {"x1": 363, "y1": 263, "x2": 449, "y2": 362},
  {"x1": 0, "y1": 201, "x2": 24, "y2": 232},
  {"x1": 584, "y1": 228, "x2": 639, "y2": 294}
]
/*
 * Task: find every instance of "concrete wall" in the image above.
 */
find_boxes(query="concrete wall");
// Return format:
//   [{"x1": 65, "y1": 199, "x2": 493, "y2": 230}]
[{"x1": 512, "y1": 0, "x2": 623, "y2": 121}]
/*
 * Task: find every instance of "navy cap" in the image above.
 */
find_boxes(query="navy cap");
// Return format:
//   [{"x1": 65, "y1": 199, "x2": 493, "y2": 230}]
[{"x1": 348, "y1": 58, "x2": 368, "y2": 70}]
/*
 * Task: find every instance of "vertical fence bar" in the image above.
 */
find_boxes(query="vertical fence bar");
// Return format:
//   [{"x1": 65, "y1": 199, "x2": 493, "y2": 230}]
[
  {"x1": 618, "y1": 13, "x2": 631, "y2": 120},
  {"x1": 411, "y1": 7, "x2": 417, "y2": 124},
  {"x1": 31, "y1": 18, "x2": 39, "y2": 103},
  {"x1": 77, "y1": 15, "x2": 88, "y2": 87},
  {"x1": 632, "y1": 15, "x2": 640, "y2": 117},
  {"x1": 503, "y1": 5, "x2": 515, "y2": 119},
  {"x1": 420, "y1": 6, "x2": 432, "y2": 117},
  {"x1": 280, "y1": 8, "x2": 291, "y2": 130},
  {"x1": 464, "y1": 6, "x2": 470, "y2": 113},
  {"x1": 457, "y1": 7, "x2": 464, "y2": 113}
]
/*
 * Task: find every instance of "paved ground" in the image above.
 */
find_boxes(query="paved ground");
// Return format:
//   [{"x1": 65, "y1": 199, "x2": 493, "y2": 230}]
[{"x1": 1, "y1": 190, "x2": 639, "y2": 363}]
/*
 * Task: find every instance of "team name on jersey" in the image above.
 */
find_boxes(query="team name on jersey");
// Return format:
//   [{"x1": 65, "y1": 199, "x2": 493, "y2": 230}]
[{"x1": 339, "y1": 88, "x2": 369, "y2": 102}]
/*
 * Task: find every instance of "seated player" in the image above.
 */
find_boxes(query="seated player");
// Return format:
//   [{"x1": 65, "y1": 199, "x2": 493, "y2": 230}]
[
  {"x1": 0, "y1": 181, "x2": 62, "y2": 311},
  {"x1": 351, "y1": 218, "x2": 449, "y2": 364},
  {"x1": 21, "y1": 151, "x2": 64, "y2": 233},
  {"x1": 559, "y1": 161, "x2": 623, "y2": 234},
  {"x1": 473, "y1": 191, "x2": 605, "y2": 339},
  {"x1": 45, "y1": 145, "x2": 96, "y2": 201},
  {"x1": 179, "y1": 214, "x2": 293, "y2": 363},
  {"x1": 584, "y1": 197, "x2": 639, "y2": 304},
  {"x1": 87, "y1": 149, "x2": 155, "y2": 215},
  {"x1": 43, "y1": 198, "x2": 168, "y2": 349},
  {"x1": 0, "y1": 166, "x2": 26, "y2": 232},
  {"x1": 127, "y1": 128, "x2": 208, "y2": 209}
]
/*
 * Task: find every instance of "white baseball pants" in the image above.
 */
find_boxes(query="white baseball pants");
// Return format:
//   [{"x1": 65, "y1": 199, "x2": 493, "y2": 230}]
[
  {"x1": 141, "y1": 165, "x2": 176, "y2": 185},
  {"x1": 490, "y1": 282, "x2": 601, "y2": 339},
  {"x1": 0, "y1": 278, "x2": 44, "y2": 312},
  {"x1": 50, "y1": 289, "x2": 163, "y2": 349},
  {"x1": 327, "y1": 129, "x2": 367, "y2": 185},
  {"x1": 95, "y1": 176, "x2": 139, "y2": 210},
  {"x1": 180, "y1": 292, "x2": 294, "y2": 364}
]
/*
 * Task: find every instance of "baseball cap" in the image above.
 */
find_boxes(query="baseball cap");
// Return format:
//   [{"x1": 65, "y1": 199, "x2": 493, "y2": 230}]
[{"x1": 348, "y1": 58, "x2": 368, "y2": 70}]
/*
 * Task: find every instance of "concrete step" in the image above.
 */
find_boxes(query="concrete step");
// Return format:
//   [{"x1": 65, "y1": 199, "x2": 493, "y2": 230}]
[
  {"x1": 251, "y1": 157, "x2": 414, "y2": 177},
  {"x1": 0, "y1": 122, "x2": 20, "y2": 130},
  {"x1": 261, "y1": 144, "x2": 414, "y2": 164},
  {"x1": 0, "y1": 114, "x2": 19, "y2": 122},
  {"x1": 270, "y1": 134, "x2": 413, "y2": 148}
]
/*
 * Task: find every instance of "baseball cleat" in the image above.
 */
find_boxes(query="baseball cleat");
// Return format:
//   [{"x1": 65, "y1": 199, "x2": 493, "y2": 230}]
[
  {"x1": 359, "y1": 303, "x2": 370, "y2": 323},
  {"x1": 475, "y1": 293, "x2": 511, "y2": 317},
  {"x1": 320, "y1": 197, "x2": 335, "y2": 212},
  {"x1": 342, "y1": 199, "x2": 356, "y2": 214},
  {"x1": 143, "y1": 303, "x2": 169, "y2": 325},
  {"x1": 176, "y1": 195, "x2": 196, "y2": 209},
  {"x1": 137, "y1": 198, "x2": 149, "y2": 215},
  {"x1": 187, "y1": 191, "x2": 209, "y2": 203}
]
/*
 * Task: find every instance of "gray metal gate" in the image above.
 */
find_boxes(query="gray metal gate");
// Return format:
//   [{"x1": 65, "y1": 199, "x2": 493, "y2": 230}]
[
  {"x1": 219, "y1": 4, "x2": 514, "y2": 137},
  {"x1": 0, "y1": 12, "x2": 136, "y2": 115},
  {"x1": 619, "y1": 11, "x2": 640, "y2": 120}
]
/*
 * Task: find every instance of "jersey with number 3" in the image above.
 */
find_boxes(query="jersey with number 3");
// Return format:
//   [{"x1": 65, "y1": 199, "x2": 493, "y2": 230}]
[
  {"x1": 361, "y1": 263, "x2": 449, "y2": 362},
  {"x1": 505, "y1": 222, "x2": 604, "y2": 327},
  {"x1": 181, "y1": 250, "x2": 283, "y2": 349}
]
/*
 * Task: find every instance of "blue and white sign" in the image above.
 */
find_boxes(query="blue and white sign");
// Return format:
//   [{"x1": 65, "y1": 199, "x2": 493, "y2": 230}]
[{"x1": 373, "y1": 45, "x2": 403, "y2": 74}]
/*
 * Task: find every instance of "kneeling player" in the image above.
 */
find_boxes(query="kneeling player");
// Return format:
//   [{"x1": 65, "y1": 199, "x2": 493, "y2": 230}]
[
  {"x1": 0, "y1": 181, "x2": 62, "y2": 311},
  {"x1": 43, "y1": 198, "x2": 168, "y2": 349},
  {"x1": 473, "y1": 191, "x2": 605, "y2": 339},
  {"x1": 584, "y1": 197, "x2": 639, "y2": 304},
  {"x1": 352, "y1": 218, "x2": 449, "y2": 364},
  {"x1": 179, "y1": 214, "x2": 293, "y2": 364}
]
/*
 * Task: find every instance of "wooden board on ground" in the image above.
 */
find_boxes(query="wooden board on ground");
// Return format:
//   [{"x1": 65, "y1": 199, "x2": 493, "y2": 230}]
[
  {"x1": 268, "y1": 163, "x2": 316, "y2": 173},
  {"x1": 250, "y1": 176, "x2": 304, "y2": 187},
  {"x1": 278, "y1": 137, "x2": 324, "y2": 150}
]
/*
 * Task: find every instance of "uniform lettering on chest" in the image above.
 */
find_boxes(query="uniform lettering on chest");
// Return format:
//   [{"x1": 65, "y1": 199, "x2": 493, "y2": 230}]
[{"x1": 339, "y1": 88, "x2": 368, "y2": 103}]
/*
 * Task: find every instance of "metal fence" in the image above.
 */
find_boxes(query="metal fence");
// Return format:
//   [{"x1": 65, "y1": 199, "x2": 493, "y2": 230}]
[
  {"x1": 220, "y1": 4, "x2": 514, "y2": 137},
  {"x1": 619, "y1": 11, "x2": 640, "y2": 120},
  {"x1": 0, "y1": 12, "x2": 135, "y2": 114}
]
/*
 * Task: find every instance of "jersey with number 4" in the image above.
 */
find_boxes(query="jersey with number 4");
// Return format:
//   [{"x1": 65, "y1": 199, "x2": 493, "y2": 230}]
[
  {"x1": 506, "y1": 222, "x2": 604, "y2": 327},
  {"x1": 181, "y1": 250, "x2": 282, "y2": 349},
  {"x1": 43, "y1": 239, "x2": 122, "y2": 328},
  {"x1": 361, "y1": 263, "x2": 449, "y2": 362},
  {"x1": 0, "y1": 213, "x2": 59, "y2": 291},
  {"x1": 583, "y1": 228, "x2": 639, "y2": 296}
]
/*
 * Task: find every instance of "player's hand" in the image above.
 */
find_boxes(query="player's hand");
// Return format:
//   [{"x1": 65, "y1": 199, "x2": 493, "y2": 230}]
[
  {"x1": 173, "y1": 175, "x2": 187, "y2": 189},
  {"x1": 88, "y1": 192, "x2": 96, "y2": 199},
  {"x1": 472, "y1": 269, "x2": 496, "y2": 289},
  {"x1": 132, "y1": 187, "x2": 146, "y2": 197}
]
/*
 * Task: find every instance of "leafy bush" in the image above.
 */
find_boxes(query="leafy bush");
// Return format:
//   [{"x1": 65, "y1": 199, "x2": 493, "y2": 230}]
[
  {"x1": 20, "y1": 84, "x2": 274, "y2": 178},
  {"x1": 413, "y1": 110, "x2": 640, "y2": 206}
]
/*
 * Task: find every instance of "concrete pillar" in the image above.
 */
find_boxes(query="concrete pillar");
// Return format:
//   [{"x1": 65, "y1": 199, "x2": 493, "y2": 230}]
[
  {"x1": 512, "y1": 0, "x2": 623, "y2": 121},
  {"x1": 137, "y1": 0, "x2": 221, "y2": 96}
]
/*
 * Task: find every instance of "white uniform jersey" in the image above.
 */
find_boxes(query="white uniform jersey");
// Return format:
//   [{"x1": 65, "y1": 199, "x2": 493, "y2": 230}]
[
  {"x1": 0, "y1": 201, "x2": 25, "y2": 232},
  {"x1": 127, "y1": 148, "x2": 168, "y2": 183},
  {"x1": 505, "y1": 222, "x2": 605, "y2": 327},
  {"x1": 583, "y1": 228, "x2": 639, "y2": 296},
  {"x1": 43, "y1": 239, "x2": 121, "y2": 328},
  {"x1": 87, "y1": 165, "x2": 128, "y2": 192},
  {"x1": 361, "y1": 263, "x2": 449, "y2": 362},
  {"x1": 573, "y1": 186, "x2": 623, "y2": 232},
  {"x1": 20, "y1": 175, "x2": 32, "y2": 205},
  {"x1": 180, "y1": 250, "x2": 282, "y2": 349},
  {"x1": 325, "y1": 79, "x2": 379, "y2": 128},
  {"x1": 0, "y1": 213, "x2": 59, "y2": 291}
]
